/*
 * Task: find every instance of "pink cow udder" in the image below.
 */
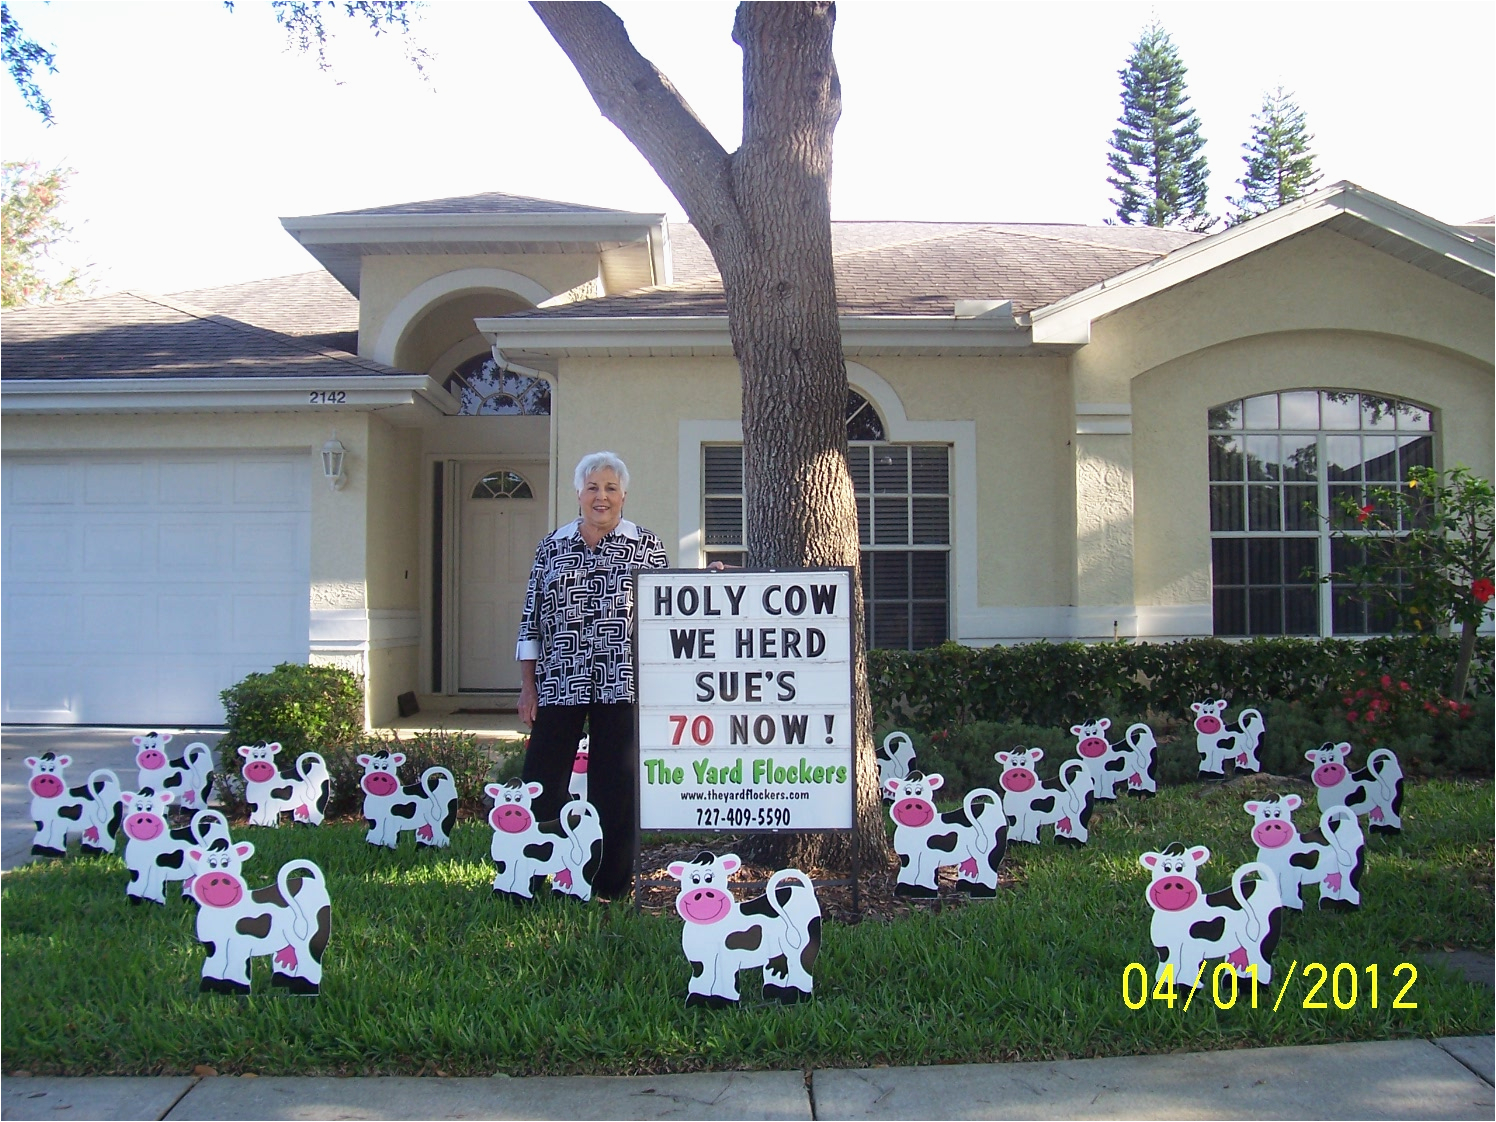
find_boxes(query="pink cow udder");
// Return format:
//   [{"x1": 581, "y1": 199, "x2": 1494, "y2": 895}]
[
  {"x1": 1236, "y1": 753, "x2": 1249, "y2": 765},
  {"x1": 1056, "y1": 816, "x2": 1073, "y2": 834},
  {"x1": 959, "y1": 857, "x2": 978, "y2": 877},
  {"x1": 1313, "y1": 763, "x2": 1348, "y2": 788},
  {"x1": 1225, "y1": 946, "x2": 1249, "y2": 971},
  {"x1": 1324, "y1": 872, "x2": 1343, "y2": 892},
  {"x1": 555, "y1": 868, "x2": 574, "y2": 888},
  {"x1": 29, "y1": 774, "x2": 63, "y2": 798},
  {"x1": 1370, "y1": 806, "x2": 1385, "y2": 822},
  {"x1": 274, "y1": 945, "x2": 299, "y2": 970},
  {"x1": 294, "y1": 804, "x2": 310, "y2": 820},
  {"x1": 1128, "y1": 772, "x2": 1143, "y2": 787},
  {"x1": 83, "y1": 826, "x2": 100, "y2": 842},
  {"x1": 417, "y1": 824, "x2": 433, "y2": 840}
]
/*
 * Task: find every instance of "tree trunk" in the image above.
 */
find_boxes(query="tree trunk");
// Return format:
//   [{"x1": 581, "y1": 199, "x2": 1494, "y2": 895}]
[
  {"x1": 532, "y1": 1, "x2": 892, "y2": 874},
  {"x1": 1452, "y1": 617, "x2": 1478, "y2": 700}
]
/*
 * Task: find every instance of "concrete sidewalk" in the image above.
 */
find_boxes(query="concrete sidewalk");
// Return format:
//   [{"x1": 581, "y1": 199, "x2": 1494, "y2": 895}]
[{"x1": 2, "y1": 1037, "x2": 1492, "y2": 1121}]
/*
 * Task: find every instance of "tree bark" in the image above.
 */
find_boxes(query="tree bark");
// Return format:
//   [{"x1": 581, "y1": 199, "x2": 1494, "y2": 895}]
[
  {"x1": 1453, "y1": 617, "x2": 1478, "y2": 700},
  {"x1": 532, "y1": 1, "x2": 890, "y2": 872}
]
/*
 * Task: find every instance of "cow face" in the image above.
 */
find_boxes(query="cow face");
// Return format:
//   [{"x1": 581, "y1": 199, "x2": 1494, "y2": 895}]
[
  {"x1": 120, "y1": 788, "x2": 175, "y2": 841},
  {"x1": 1306, "y1": 742, "x2": 1352, "y2": 788},
  {"x1": 356, "y1": 750, "x2": 407, "y2": 797},
  {"x1": 1191, "y1": 700, "x2": 1227, "y2": 735},
  {"x1": 884, "y1": 773, "x2": 944, "y2": 828},
  {"x1": 994, "y1": 749, "x2": 1044, "y2": 794},
  {"x1": 571, "y1": 745, "x2": 589, "y2": 777},
  {"x1": 133, "y1": 732, "x2": 173, "y2": 773},
  {"x1": 667, "y1": 852, "x2": 741, "y2": 925},
  {"x1": 237, "y1": 742, "x2": 284, "y2": 784},
  {"x1": 1244, "y1": 795, "x2": 1303, "y2": 849},
  {"x1": 1070, "y1": 720, "x2": 1112, "y2": 759},
  {"x1": 1140, "y1": 846, "x2": 1210, "y2": 912},
  {"x1": 25, "y1": 752, "x2": 72, "y2": 799},
  {"x1": 485, "y1": 780, "x2": 544, "y2": 834},
  {"x1": 187, "y1": 839, "x2": 257, "y2": 908}
]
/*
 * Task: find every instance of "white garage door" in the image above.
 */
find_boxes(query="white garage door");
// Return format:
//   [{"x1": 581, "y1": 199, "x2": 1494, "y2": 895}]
[{"x1": 2, "y1": 452, "x2": 311, "y2": 725}]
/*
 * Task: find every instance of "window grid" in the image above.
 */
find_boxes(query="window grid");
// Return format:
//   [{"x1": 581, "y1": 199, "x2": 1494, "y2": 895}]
[{"x1": 1208, "y1": 390, "x2": 1432, "y2": 637}]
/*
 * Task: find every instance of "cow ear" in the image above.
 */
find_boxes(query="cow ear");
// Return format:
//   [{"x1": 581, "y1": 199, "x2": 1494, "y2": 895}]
[
  {"x1": 391, "y1": 753, "x2": 407, "y2": 767},
  {"x1": 132, "y1": 737, "x2": 144, "y2": 747},
  {"x1": 1190, "y1": 702, "x2": 1202, "y2": 713},
  {"x1": 120, "y1": 792, "x2": 135, "y2": 806},
  {"x1": 995, "y1": 752, "x2": 1010, "y2": 764},
  {"x1": 189, "y1": 849, "x2": 204, "y2": 863},
  {"x1": 357, "y1": 755, "x2": 372, "y2": 767},
  {"x1": 926, "y1": 774, "x2": 945, "y2": 790},
  {"x1": 56, "y1": 755, "x2": 71, "y2": 767},
  {"x1": 525, "y1": 782, "x2": 544, "y2": 798},
  {"x1": 238, "y1": 745, "x2": 253, "y2": 759},
  {"x1": 1098, "y1": 718, "x2": 1111, "y2": 730},
  {"x1": 484, "y1": 783, "x2": 502, "y2": 799},
  {"x1": 160, "y1": 734, "x2": 172, "y2": 744},
  {"x1": 1190, "y1": 846, "x2": 1210, "y2": 864},
  {"x1": 1284, "y1": 794, "x2": 1302, "y2": 809},
  {"x1": 1304, "y1": 749, "x2": 1316, "y2": 762},
  {"x1": 267, "y1": 742, "x2": 283, "y2": 755},
  {"x1": 25, "y1": 757, "x2": 38, "y2": 768},
  {"x1": 1243, "y1": 801, "x2": 1260, "y2": 814},
  {"x1": 719, "y1": 854, "x2": 740, "y2": 873},
  {"x1": 159, "y1": 791, "x2": 175, "y2": 805},
  {"x1": 1030, "y1": 748, "x2": 1044, "y2": 761},
  {"x1": 1334, "y1": 742, "x2": 1351, "y2": 757},
  {"x1": 884, "y1": 778, "x2": 901, "y2": 796},
  {"x1": 234, "y1": 842, "x2": 255, "y2": 860},
  {"x1": 1140, "y1": 853, "x2": 1159, "y2": 869},
  {"x1": 1068, "y1": 726, "x2": 1084, "y2": 737},
  {"x1": 667, "y1": 862, "x2": 687, "y2": 879}
]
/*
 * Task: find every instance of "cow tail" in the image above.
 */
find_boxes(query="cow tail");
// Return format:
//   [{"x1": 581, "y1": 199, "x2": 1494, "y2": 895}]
[
  {"x1": 297, "y1": 753, "x2": 327, "y2": 782},
  {"x1": 278, "y1": 859, "x2": 326, "y2": 943},
  {"x1": 558, "y1": 800, "x2": 597, "y2": 862},
  {"x1": 185, "y1": 743, "x2": 212, "y2": 772},
  {"x1": 1232, "y1": 861, "x2": 1278, "y2": 943},
  {"x1": 1126, "y1": 723, "x2": 1156, "y2": 754},
  {"x1": 765, "y1": 868, "x2": 813, "y2": 950},
  {"x1": 421, "y1": 766, "x2": 456, "y2": 800},
  {"x1": 963, "y1": 787, "x2": 1001, "y2": 849},
  {"x1": 1238, "y1": 708, "x2": 1264, "y2": 735},
  {"x1": 1367, "y1": 748, "x2": 1401, "y2": 789},
  {"x1": 87, "y1": 768, "x2": 121, "y2": 798},
  {"x1": 1320, "y1": 806, "x2": 1358, "y2": 863},
  {"x1": 191, "y1": 809, "x2": 230, "y2": 847},
  {"x1": 1060, "y1": 759, "x2": 1089, "y2": 798}
]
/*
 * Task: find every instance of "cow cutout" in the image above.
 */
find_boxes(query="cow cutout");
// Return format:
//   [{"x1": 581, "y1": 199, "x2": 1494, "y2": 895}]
[
  {"x1": 25, "y1": 754, "x2": 125, "y2": 857},
  {"x1": 1306, "y1": 743, "x2": 1404, "y2": 834},
  {"x1": 356, "y1": 750, "x2": 458, "y2": 849},
  {"x1": 485, "y1": 780, "x2": 605, "y2": 903},
  {"x1": 133, "y1": 733, "x2": 215, "y2": 812},
  {"x1": 667, "y1": 852, "x2": 821, "y2": 1008},
  {"x1": 186, "y1": 841, "x2": 330, "y2": 995},
  {"x1": 1140, "y1": 844, "x2": 1283, "y2": 989},
  {"x1": 885, "y1": 773, "x2": 1008, "y2": 897},
  {"x1": 1190, "y1": 701, "x2": 1265, "y2": 774},
  {"x1": 121, "y1": 793, "x2": 231, "y2": 905},
  {"x1": 994, "y1": 749, "x2": 1095, "y2": 845},
  {"x1": 568, "y1": 736, "x2": 590, "y2": 802},
  {"x1": 876, "y1": 731, "x2": 918, "y2": 801},
  {"x1": 238, "y1": 743, "x2": 331, "y2": 828},
  {"x1": 1071, "y1": 719, "x2": 1158, "y2": 800},
  {"x1": 1243, "y1": 795, "x2": 1365, "y2": 911}
]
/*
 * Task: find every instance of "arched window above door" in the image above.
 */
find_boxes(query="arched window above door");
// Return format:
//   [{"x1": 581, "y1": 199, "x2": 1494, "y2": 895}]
[
  {"x1": 471, "y1": 471, "x2": 534, "y2": 500},
  {"x1": 446, "y1": 353, "x2": 551, "y2": 417}
]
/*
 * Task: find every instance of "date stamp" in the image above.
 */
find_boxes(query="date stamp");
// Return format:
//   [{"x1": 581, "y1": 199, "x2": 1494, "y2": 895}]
[{"x1": 1121, "y1": 960, "x2": 1420, "y2": 1012}]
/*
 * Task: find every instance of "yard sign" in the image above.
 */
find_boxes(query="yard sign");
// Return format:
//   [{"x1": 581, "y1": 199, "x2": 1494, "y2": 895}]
[{"x1": 635, "y1": 568, "x2": 854, "y2": 833}]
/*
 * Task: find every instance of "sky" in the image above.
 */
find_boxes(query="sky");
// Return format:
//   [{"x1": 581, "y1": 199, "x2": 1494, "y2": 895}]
[{"x1": 2, "y1": 0, "x2": 1492, "y2": 296}]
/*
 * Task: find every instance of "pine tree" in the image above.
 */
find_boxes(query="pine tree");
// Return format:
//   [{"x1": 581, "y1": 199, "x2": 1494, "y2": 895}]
[
  {"x1": 1107, "y1": 23, "x2": 1213, "y2": 231},
  {"x1": 1227, "y1": 86, "x2": 1323, "y2": 226}
]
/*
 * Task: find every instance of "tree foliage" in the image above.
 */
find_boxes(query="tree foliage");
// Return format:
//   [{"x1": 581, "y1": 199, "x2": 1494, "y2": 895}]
[
  {"x1": 1106, "y1": 22, "x2": 1213, "y2": 231},
  {"x1": 1326, "y1": 465, "x2": 1494, "y2": 698},
  {"x1": 1, "y1": 1, "x2": 57, "y2": 124},
  {"x1": 2, "y1": 160, "x2": 86, "y2": 307},
  {"x1": 1227, "y1": 86, "x2": 1322, "y2": 226}
]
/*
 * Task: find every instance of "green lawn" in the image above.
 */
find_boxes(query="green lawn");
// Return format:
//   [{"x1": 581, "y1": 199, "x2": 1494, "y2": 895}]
[{"x1": 3, "y1": 777, "x2": 1490, "y2": 1076}]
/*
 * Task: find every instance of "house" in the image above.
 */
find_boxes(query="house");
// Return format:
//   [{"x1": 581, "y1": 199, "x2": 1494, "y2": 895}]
[{"x1": 2, "y1": 182, "x2": 1491, "y2": 728}]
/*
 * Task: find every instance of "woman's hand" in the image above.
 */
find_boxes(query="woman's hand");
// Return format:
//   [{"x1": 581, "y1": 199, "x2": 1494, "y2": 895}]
[{"x1": 517, "y1": 681, "x2": 538, "y2": 728}]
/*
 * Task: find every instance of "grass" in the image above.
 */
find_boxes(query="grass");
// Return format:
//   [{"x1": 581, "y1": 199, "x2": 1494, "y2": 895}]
[{"x1": 2, "y1": 777, "x2": 1490, "y2": 1076}]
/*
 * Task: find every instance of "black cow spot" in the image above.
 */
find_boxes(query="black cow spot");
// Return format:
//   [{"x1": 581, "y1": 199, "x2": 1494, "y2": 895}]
[
  {"x1": 494, "y1": 859, "x2": 508, "y2": 875},
  {"x1": 1189, "y1": 916, "x2": 1226, "y2": 942},
  {"x1": 897, "y1": 853, "x2": 911, "y2": 869},
  {"x1": 927, "y1": 831, "x2": 959, "y2": 853},
  {"x1": 390, "y1": 801, "x2": 418, "y2": 820},
  {"x1": 156, "y1": 849, "x2": 185, "y2": 869},
  {"x1": 401, "y1": 782, "x2": 426, "y2": 799},
  {"x1": 201, "y1": 977, "x2": 250, "y2": 995},
  {"x1": 163, "y1": 773, "x2": 184, "y2": 788},
  {"x1": 236, "y1": 913, "x2": 274, "y2": 939},
  {"x1": 31, "y1": 844, "x2": 66, "y2": 858},
  {"x1": 1030, "y1": 796, "x2": 1056, "y2": 815},
  {"x1": 58, "y1": 804, "x2": 83, "y2": 821},
  {"x1": 251, "y1": 884, "x2": 289, "y2": 907},
  {"x1": 1156, "y1": 944, "x2": 1171, "y2": 963},
  {"x1": 1103, "y1": 757, "x2": 1127, "y2": 773},
  {"x1": 1344, "y1": 786, "x2": 1368, "y2": 808},
  {"x1": 685, "y1": 992, "x2": 734, "y2": 1009},
  {"x1": 690, "y1": 959, "x2": 705, "y2": 978},
  {"x1": 537, "y1": 820, "x2": 566, "y2": 839},
  {"x1": 202, "y1": 939, "x2": 218, "y2": 958},
  {"x1": 271, "y1": 972, "x2": 319, "y2": 995},
  {"x1": 725, "y1": 925, "x2": 763, "y2": 952},
  {"x1": 269, "y1": 785, "x2": 293, "y2": 803},
  {"x1": 941, "y1": 808, "x2": 974, "y2": 828},
  {"x1": 802, "y1": 917, "x2": 822, "y2": 970},
  {"x1": 1288, "y1": 851, "x2": 1319, "y2": 870},
  {"x1": 522, "y1": 841, "x2": 555, "y2": 863},
  {"x1": 741, "y1": 893, "x2": 776, "y2": 918},
  {"x1": 894, "y1": 882, "x2": 937, "y2": 898},
  {"x1": 310, "y1": 906, "x2": 331, "y2": 960},
  {"x1": 764, "y1": 983, "x2": 812, "y2": 1005},
  {"x1": 128, "y1": 868, "x2": 142, "y2": 883},
  {"x1": 1204, "y1": 885, "x2": 1246, "y2": 911}
]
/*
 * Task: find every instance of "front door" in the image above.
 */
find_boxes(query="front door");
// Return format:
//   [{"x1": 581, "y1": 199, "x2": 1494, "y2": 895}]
[{"x1": 457, "y1": 464, "x2": 547, "y2": 692}]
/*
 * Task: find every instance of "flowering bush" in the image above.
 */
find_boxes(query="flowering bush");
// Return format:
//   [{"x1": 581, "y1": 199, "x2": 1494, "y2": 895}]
[{"x1": 1339, "y1": 670, "x2": 1473, "y2": 732}]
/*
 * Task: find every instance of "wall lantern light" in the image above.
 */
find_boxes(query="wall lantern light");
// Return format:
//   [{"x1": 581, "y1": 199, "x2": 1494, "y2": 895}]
[{"x1": 321, "y1": 438, "x2": 348, "y2": 491}]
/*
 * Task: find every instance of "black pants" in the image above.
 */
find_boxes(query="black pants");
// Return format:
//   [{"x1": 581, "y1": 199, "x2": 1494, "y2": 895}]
[{"x1": 521, "y1": 702, "x2": 637, "y2": 898}]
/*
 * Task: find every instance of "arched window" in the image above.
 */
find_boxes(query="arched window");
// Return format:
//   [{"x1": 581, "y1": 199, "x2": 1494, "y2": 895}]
[
  {"x1": 702, "y1": 389, "x2": 950, "y2": 650},
  {"x1": 1208, "y1": 389, "x2": 1433, "y2": 636},
  {"x1": 470, "y1": 471, "x2": 534, "y2": 500},
  {"x1": 445, "y1": 354, "x2": 551, "y2": 416}
]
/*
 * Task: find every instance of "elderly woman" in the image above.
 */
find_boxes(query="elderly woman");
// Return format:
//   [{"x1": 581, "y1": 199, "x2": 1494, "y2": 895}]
[{"x1": 515, "y1": 451, "x2": 668, "y2": 900}]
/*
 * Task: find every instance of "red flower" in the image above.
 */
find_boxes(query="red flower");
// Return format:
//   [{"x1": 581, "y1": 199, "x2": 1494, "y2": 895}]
[
  {"x1": 1356, "y1": 504, "x2": 1374, "y2": 524},
  {"x1": 1380, "y1": 674, "x2": 1393, "y2": 689},
  {"x1": 1346, "y1": 711, "x2": 1359, "y2": 723},
  {"x1": 1472, "y1": 578, "x2": 1494, "y2": 604},
  {"x1": 1399, "y1": 681, "x2": 1410, "y2": 691}
]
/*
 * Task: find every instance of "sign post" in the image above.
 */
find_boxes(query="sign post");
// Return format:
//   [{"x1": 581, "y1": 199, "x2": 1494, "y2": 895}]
[{"x1": 634, "y1": 568, "x2": 856, "y2": 900}]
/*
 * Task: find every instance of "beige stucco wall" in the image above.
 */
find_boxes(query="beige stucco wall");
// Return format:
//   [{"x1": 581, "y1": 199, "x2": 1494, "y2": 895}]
[
  {"x1": 368, "y1": 644, "x2": 418, "y2": 729},
  {"x1": 365, "y1": 416, "x2": 420, "y2": 611}
]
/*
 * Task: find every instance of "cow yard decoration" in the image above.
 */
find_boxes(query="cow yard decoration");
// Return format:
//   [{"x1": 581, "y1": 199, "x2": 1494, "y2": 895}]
[
  {"x1": 356, "y1": 750, "x2": 459, "y2": 849},
  {"x1": 568, "y1": 737, "x2": 590, "y2": 803},
  {"x1": 485, "y1": 780, "x2": 605, "y2": 903},
  {"x1": 1306, "y1": 743, "x2": 1404, "y2": 834},
  {"x1": 885, "y1": 773, "x2": 1008, "y2": 897},
  {"x1": 122, "y1": 796, "x2": 231, "y2": 905},
  {"x1": 1189, "y1": 701, "x2": 1265, "y2": 775},
  {"x1": 876, "y1": 731, "x2": 918, "y2": 800},
  {"x1": 994, "y1": 750, "x2": 1095, "y2": 845},
  {"x1": 1070, "y1": 719, "x2": 1159, "y2": 800},
  {"x1": 186, "y1": 841, "x2": 331, "y2": 995},
  {"x1": 25, "y1": 753, "x2": 125, "y2": 858},
  {"x1": 667, "y1": 852, "x2": 822, "y2": 1008},
  {"x1": 238, "y1": 743, "x2": 331, "y2": 828},
  {"x1": 133, "y1": 733, "x2": 216, "y2": 813},
  {"x1": 1139, "y1": 845, "x2": 1284, "y2": 990},
  {"x1": 1243, "y1": 795, "x2": 1365, "y2": 911}
]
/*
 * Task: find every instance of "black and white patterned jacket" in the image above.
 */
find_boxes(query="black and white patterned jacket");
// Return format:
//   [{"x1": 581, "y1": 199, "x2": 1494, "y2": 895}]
[{"x1": 515, "y1": 519, "x2": 669, "y2": 706}]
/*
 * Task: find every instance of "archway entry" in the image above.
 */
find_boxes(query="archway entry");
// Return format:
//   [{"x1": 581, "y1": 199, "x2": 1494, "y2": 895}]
[{"x1": 457, "y1": 464, "x2": 547, "y2": 692}]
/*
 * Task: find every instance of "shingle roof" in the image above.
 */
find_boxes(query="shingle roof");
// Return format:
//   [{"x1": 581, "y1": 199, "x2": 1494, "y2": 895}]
[
  {"x1": 322, "y1": 191, "x2": 631, "y2": 218},
  {"x1": 1, "y1": 290, "x2": 405, "y2": 381},
  {"x1": 169, "y1": 271, "x2": 359, "y2": 353},
  {"x1": 518, "y1": 221, "x2": 1202, "y2": 318}
]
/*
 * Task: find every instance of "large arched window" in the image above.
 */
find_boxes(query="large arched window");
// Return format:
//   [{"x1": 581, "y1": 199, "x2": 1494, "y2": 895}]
[
  {"x1": 702, "y1": 389, "x2": 950, "y2": 650},
  {"x1": 1208, "y1": 389, "x2": 1433, "y2": 636},
  {"x1": 445, "y1": 354, "x2": 551, "y2": 416}
]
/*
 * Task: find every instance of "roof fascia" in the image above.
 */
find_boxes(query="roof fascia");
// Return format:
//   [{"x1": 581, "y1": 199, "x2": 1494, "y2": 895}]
[
  {"x1": 280, "y1": 211, "x2": 667, "y2": 247},
  {"x1": 1031, "y1": 182, "x2": 1495, "y2": 345},
  {"x1": 1, "y1": 375, "x2": 460, "y2": 415}
]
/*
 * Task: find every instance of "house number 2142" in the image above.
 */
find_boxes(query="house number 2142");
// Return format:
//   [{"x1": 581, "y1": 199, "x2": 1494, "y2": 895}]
[{"x1": 309, "y1": 390, "x2": 348, "y2": 404}]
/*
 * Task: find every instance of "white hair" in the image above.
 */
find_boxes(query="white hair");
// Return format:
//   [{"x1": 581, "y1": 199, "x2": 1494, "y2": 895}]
[{"x1": 574, "y1": 451, "x2": 629, "y2": 493}]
